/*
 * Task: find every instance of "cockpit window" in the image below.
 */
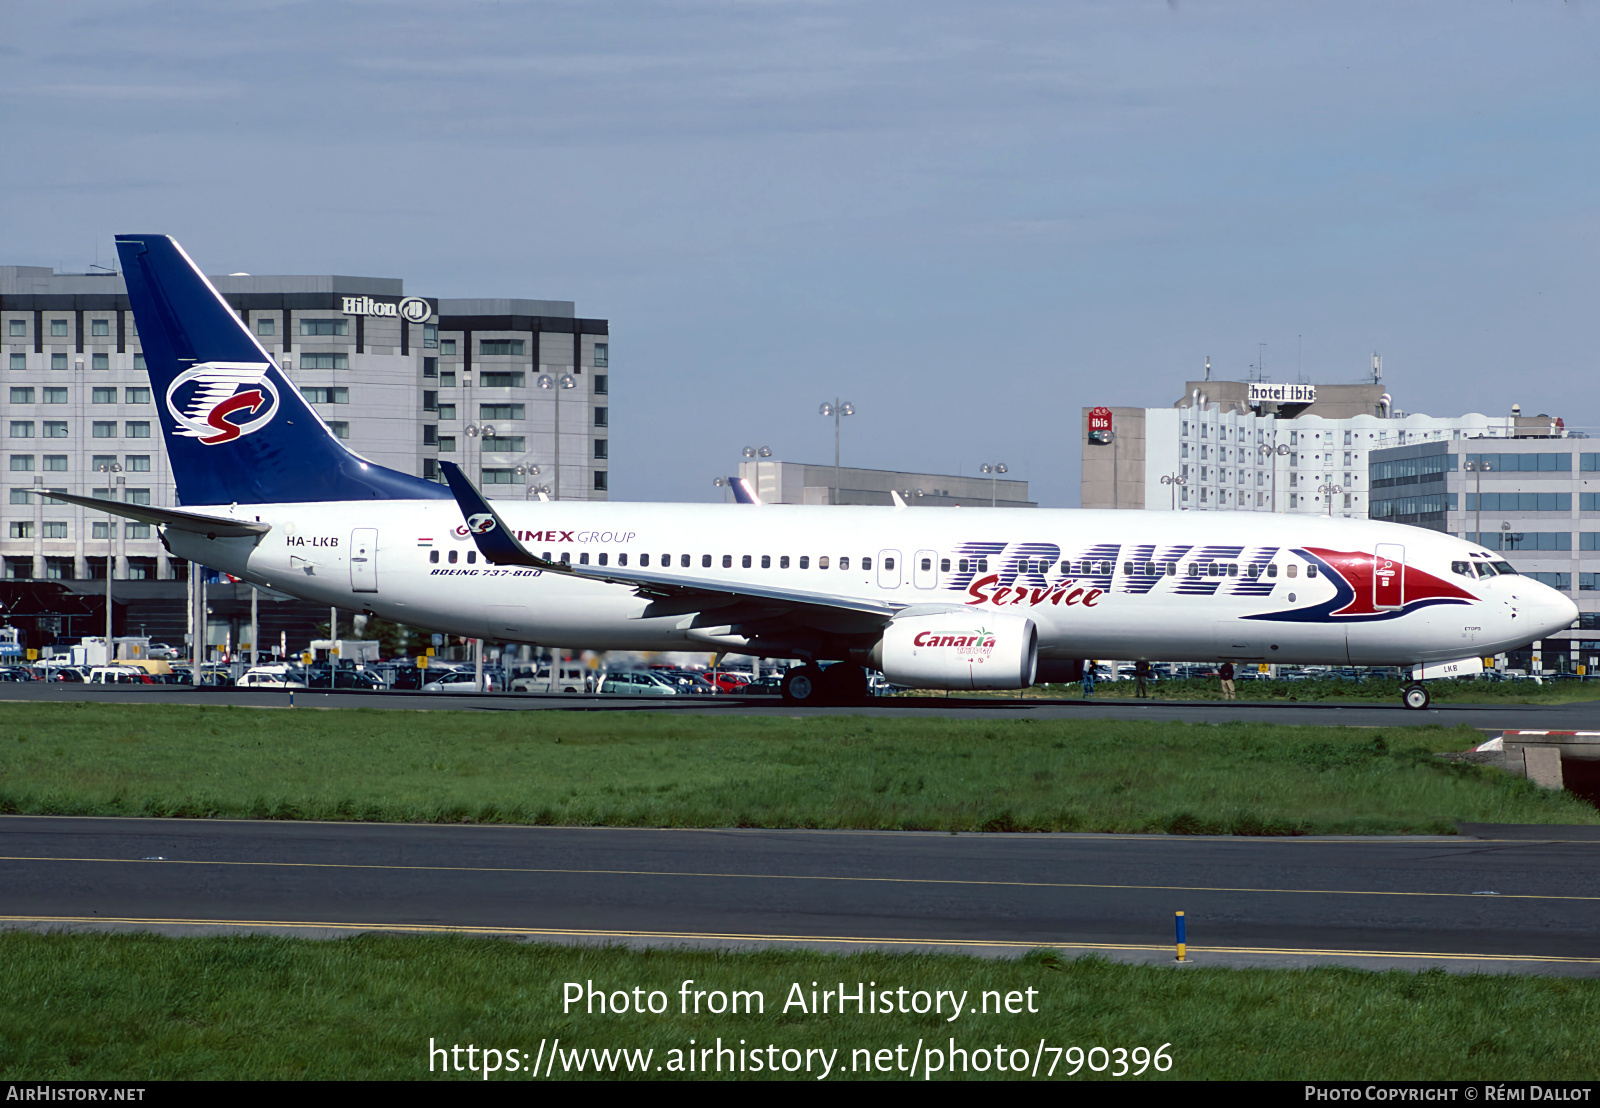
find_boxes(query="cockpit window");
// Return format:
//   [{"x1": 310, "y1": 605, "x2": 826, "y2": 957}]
[
  {"x1": 1451, "y1": 561, "x2": 1471, "y2": 577},
  {"x1": 1473, "y1": 562, "x2": 1495, "y2": 578},
  {"x1": 1491, "y1": 561, "x2": 1517, "y2": 576}
]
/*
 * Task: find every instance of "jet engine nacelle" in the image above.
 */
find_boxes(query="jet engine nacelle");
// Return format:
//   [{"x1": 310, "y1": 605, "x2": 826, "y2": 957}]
[{"x1": 871, "y1": 611, "x2": 1038, "y2": 690}]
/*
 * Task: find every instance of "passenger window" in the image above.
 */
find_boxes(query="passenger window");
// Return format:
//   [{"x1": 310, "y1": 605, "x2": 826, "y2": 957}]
[
  {"x1": 468, "y1": 551, "x2": 477, "y2": 564},
  {"x1": 681, "y1": 554, "x2": 690, "y2": 568},
  {"x1": 742, "y1": 555, "x2": 751, "y2": 568},
  {"x1": 429, "y1": 550, "x2": 439, "y2": 563},
  {"x1": 722, "y1": 555, "x2": 732, "y2": 568},
  {"x1": 977, "y1": 559, "x2": 987, "y2": 572},
  {"x1": 862, "y1": 557, "x2": 871, "y2": 570},
  {"x1": 1287, "y1": 564, "x2": 1297, "y2": 578},
  {"x1": 1123, "y1": 562, "x2": 1133, "y2": 575},
  {"x1": 1188, "y1": 563, "x2": 1199, "y2": 577},
  {"x1": 920, "y1": 558, "x2": 931, "y2": 571},
  {"x1": 885, "y1": 557, "x2": 895, "y2": 570},
  {"x1": 702, "y1": 554, "x2": 712, "y2": 568},
  {"x1": 560, "y1": 552, "x2": 571, "y2": 564},
  {"x1": 449, "y1": 550, "x2": 458, "y2": 564},
  {"x1": 798, "y1": 556, "x2": 808, "y2": 569},
  {"x1": 619, "y1": 553, "x2": 628, "y2": 566},
  {"x1": 580, "y1": 553, "x2": 590, "y2": 565},
  {"x1": 780, "y1": 555, "x2": 790, "y2": 569},
  {"x1": 839, "y1": 557, "x2": 849, "y2": 570},
  {"x1": 940, "y1": 558, "x2": 949, "y2": 572},
  {"x1": 1227, "y1": 564, "x2": 1238, "y2": 577},
  {"x1": 819, "y1": 556, "x2": 830, "y2": 569},
  {"x1": 960, "y1": 559, "x2": 970, "y2": 573},
  {"x1": 761, "y1": 555, "x2": 771, "y2": 569},
  {"x1": 599, "y1": 553, "x2": 608, "y2": 566},
  {"x1": 1267, "y1": 564, "x2": 1278, "y2": 578},
  {"x1": 1166, "y1": 562, "x2": 1177, "y2": 576},
  {"x1": 1307, "y1": 564, "x2": 1318, "y2": 578},
  {"x1": 640, "y1": 554, "x2": 650, "y2": 567}
]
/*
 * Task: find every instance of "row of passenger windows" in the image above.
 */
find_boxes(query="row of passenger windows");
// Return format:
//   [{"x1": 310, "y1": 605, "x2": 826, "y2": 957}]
[{"x1": 423, "y1": 548, "x2": 1319, "y2": 579}]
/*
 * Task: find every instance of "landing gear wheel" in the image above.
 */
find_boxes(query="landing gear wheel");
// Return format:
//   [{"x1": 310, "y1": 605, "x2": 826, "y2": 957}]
[
  {"x1": 816, "y1": 662, "x2": 870, "y2": 705},
  {"x1": 1402, "y1": 683, "x2": 1431, "y2": 710},
  {"x1": 781, "y1": 665, "x2": 823, "y2": 705}
]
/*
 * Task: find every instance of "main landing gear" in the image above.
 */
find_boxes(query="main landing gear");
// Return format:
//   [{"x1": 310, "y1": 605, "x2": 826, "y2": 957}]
[
  {"x1": 1402, "y1": 683, "x2": 1431, "y2": 711},
  {"x1": 781, "y1": 662, "x2": 870, "y2": 706}
]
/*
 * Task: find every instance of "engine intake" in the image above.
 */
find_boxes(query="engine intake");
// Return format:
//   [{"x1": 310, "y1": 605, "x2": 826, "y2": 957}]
[{"x1": 871, "y1": 611, "x2": 1038, "y2": 690}]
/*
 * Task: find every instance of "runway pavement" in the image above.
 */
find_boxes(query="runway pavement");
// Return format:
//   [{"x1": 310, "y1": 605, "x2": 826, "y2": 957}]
[
  {"x1": 3, "y1": 681, "x2": 1599, "y2": 730},
  {"x1": 4, "y1": 815, "x2": 1598, "y2": 975}
]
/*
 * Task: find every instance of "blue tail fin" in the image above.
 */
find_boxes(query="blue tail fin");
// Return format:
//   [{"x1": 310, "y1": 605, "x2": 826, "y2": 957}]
[{"x1": 114, "y1": 234, "x2": 451, "y2": 505}]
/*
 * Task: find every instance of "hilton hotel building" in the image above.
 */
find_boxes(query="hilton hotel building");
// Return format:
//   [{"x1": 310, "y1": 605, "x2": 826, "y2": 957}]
[{"x1": 1, "y1": 265, "x2": 610, "y2": 583}]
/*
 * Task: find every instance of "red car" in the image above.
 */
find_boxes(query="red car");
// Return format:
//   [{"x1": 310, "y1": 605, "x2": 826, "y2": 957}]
[{"x1": 705, "y1": 671, "x2": 752, "y2": 694}]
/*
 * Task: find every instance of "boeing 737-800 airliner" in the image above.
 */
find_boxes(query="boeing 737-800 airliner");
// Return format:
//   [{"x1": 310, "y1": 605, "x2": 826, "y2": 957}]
[{"x1": 46, "y1": 235, "x2": 1576, "y2": 707}]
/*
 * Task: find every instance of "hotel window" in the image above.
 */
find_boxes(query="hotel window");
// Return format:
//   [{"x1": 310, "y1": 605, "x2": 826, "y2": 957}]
[
  {"x1": 8, "y1": 489, "x2": 29, "y2": 505},
  {"x1": 125, "y1": 455, "x2": 150, "y2": 472},
  {"x1": 51, "y1": 353, "x2": 68, "y2": 370},
  {"x1": 126, "y1": 422, "x2": 151, "y2": 438},
  {"x1": 93, "y1": 421, "x2": 117, "y2": 439},
  {"x1": 91, "y1": 319, "x2": 110, "y2": 337},
  {"x1": 92, "y1": 354, "x2": 109, "y2": 371},
  {"x1": 594, "y1": 406, "x2": 608, "y2": 427},
  {"x1": 328, "y1": 422, "x2": 350, "y2": 440},
  {"x1": 437, "y1": 404, "x2": 456, "y2": 421},
  {"x1": 438, "y1": 435, "x2": 456, "y2": 453},
  {"x1": 8, "y1": 354, "x2": 24, "y2": 370},
  {"x1": 43, "y1": 455, "x2": 67, "y2": 472},
  {"x1": 133, "y1": 353, "x2": 146, "y2": 371},
  {"x1": 594, "y1": 374, "x2": 608, "y2": 395},
  {"x1": 480, "y1": 371, "x2": 524, "y2": 388},
  {"x1": 257, "y1": 317, "x2": 276, "y2": 336},
  {"x1": 125, "y1": 387, "x2": 150, "y2": 404},
  {"x1": 482, "y1": 469, "x2": 516, "y2": 484},
  {"x1": 9, "y1": 522, "x2": 34, "y2": 539},
  {"x1": 479, "y1": 404, "x2": 524, "y2": 420},
  {"x1": 423, "y1": 357, "x2": 438, "y2": 378},
  {"x1": 439, "y1": 370, "x2": 456, "y2": 387},
  {"x1": 479, "y1": 340, "x2": 525, "y2": 356},
  {"x1": 125, "y1": 489, "x2": 151, "y2": 506},
  {"x1": 303, "y1": 387, "x2": 349, "y2": 404},
  {"x1": 423, "y1": 324, "x2": 438, "y2": 349},
  {"x1": 594, "y1": 343, "x2": 609, "y2": 368},
  {"x1": 300, "y1": 319, "x2": 348, "y2": 336},
  {"x1": 438, "y1": 339, "x2": 456, "y2": 355},
  {"x1": 594, "y1": 471, "x2": 607, "y2": 491},
  {"x1": 299, "y1": 353, "x2": 349, "y2": 370},
  {"x1": 43, "y1": 388, "x2": 67, "y2": 404},
  {"x1": 43, "y1": 421, "x2": 68, "y2": 438},
  {"x1": 43, "y1": 521, "x2": 67, "y2": 539},
  {"x1": 594, "y1": 439, "x2": 608, "y2": 459},
  {"x1": 10, "y1": 387, "x2": 33, "y2": 404},
  {"x1": 92, "y1": 387, "x2": 116, "y2": 404},
  {"x1": 9, "y1": 455, "x2": 33, "y2": 470},
  {"x1": 50, "y1": 320, "x2": 68, "y2": 337},
  {"x1": 7, "y1": 320, "x2": 24, "y2": 336},
  {"x1": 423, "y1": 390, "x2": 438, "y2": 412},
  {"x1": 480, "y1": 436, "x2": 525, "y2": 452},
  {"x1": 423, "y1": 425, "x2": 438, "y2": 447}
]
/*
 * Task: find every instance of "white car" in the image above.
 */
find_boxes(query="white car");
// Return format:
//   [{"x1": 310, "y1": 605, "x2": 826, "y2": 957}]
[
  {"x1": 595, "y1": 670, "x2": 679, "y2": 696},
  {"x1": 238, "y1": 667, "x2": 306, "y2": 689},
  {"x1": 510, "y1": 664, "x2": 591, "y2": 694},
  {"x1": 421, "y1": 670, "x2": 501, "y2": 693}
]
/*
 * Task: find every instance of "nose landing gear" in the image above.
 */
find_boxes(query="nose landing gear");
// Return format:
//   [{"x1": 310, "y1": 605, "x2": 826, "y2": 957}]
[{"x1": 1402, "y1": 683, "x2": 1431, "y2": 710}]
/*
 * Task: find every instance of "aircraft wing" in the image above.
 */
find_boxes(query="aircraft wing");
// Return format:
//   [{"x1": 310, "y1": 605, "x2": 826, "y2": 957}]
[
  {"x1": 26, "y1": 489, "x2": 271, "y2": 539},
  {"x1": 438, "y1": 461, "x2": 898, "y2": 619}
]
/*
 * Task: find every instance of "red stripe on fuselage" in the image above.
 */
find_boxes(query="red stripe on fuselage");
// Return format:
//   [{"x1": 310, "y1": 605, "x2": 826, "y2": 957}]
[{"x1": 1305, "y1": 547, "x2": 1475, "y2": 617}]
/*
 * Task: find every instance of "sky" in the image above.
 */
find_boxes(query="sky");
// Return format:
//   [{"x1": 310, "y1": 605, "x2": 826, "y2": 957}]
[{"x1": 4, "y1": 1, "x2": 1599, "y2": 508}]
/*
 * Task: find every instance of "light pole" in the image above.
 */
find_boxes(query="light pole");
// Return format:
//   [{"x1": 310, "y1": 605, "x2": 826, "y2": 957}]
[
  {"x1": 1258, "y1": 442, "x2": 1289, "y2": 512},
  {"x1": 1160, "y1": 473, "x2": 1186, "y2": 511},
  {"x1": 1465, "y1": 457, "x2": 1492, "y2": 547},
  {"x1": 1318, "y1": 483, "x2": 1343, "y2": 518},
  {"x1": 95, "y1": 463, "x2": 121, "y2": 660},
  {"x1": 514, "y1": 462, "x2": 542, "y2": 500},
  {"x1": 980, "y1": 462, "x2": 1008, "y2": 507},
  {"x1": 538, "y1": 373, "x2": 577, "y2": 499},
  {"x1": 818, "y1": 400, "x2": 854, "y2": 504},
  {"x1": 713, "y1": 476, "x2": 730, "y2": 503}
]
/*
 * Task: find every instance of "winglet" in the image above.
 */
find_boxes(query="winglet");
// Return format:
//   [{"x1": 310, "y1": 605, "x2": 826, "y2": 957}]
[
  {"x1": 730, "y1": 476, "x2": 761, "y2": 505},
  {"x1": 438, "y1": 461, "x2": 548, "y2": 569}
]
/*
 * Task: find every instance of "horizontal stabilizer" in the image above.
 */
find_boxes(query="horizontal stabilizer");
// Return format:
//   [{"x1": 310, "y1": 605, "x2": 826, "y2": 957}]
[{"x1": 27, "y1": 489, "x2": 270, "y2": 538}]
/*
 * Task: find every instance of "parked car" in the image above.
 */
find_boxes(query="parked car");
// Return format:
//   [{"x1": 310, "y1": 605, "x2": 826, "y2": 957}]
[
  {"x1": 740, "y1": 675, "x2": 784, "y2": 697},
  {"x1": 87, "y1": 666, "x2": 154, "y2": 685},
  {"x1": 238, "y1": 667, "x2": 307, "y2": 689},
  {"x1": 704, "y1": 670, "x2": 752, "y2": 694},
  {"x1": 421, "y1": 670, "x2": 502, "y2": 693},
  {"x1": 595, "y1": 670, "x2": 679, "y2": 696},
  {"x1": 510, "y1": 663, "x2": 590, "y2": 694},
  {"x1": 653, "y1": 670, "x2": 719, "y2": 695}
]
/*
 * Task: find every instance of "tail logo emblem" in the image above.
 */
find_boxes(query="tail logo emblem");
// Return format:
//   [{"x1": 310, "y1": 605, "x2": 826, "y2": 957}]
[
  {"x1": 466, "y1": 513, "x2": 497, "y2": 534},
  {"x1": 166, "y1": 362, "x2": 281, "y2": 445}
]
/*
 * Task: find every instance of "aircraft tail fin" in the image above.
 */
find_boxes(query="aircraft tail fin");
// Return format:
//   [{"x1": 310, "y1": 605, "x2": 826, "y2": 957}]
[{"x1": 113, "y1": 234, "x2": 452, "y2": 506}]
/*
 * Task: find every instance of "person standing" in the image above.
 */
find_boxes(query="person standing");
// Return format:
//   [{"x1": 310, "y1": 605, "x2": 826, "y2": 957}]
[
  {"x1": 1082, "y1": 660, "x2": 1096, "y2": 698},
  {"x1": 1219, "y1": 660, "x2": 1236, "y2": 700},
  {"x1": 1134, "y1": 659, "x2": 1151, "y2": 699}
]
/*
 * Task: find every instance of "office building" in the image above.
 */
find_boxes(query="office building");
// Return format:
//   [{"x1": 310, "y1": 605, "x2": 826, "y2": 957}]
[{"x1": 736, "y1": 459, "x2": 1033, "y2": 508}]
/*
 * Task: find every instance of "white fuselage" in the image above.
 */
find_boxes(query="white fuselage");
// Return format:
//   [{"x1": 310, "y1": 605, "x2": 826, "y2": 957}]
[{"x1": 168, "y1": 500, "x2": 1578, "y2": 666}]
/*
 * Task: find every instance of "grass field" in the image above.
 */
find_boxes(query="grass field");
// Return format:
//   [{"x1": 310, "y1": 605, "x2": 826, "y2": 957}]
[
  {"x1": 967, "y1": 675, "x2": 1600, "y2": 704},
  {"x1": 3, "y1": 933, "x2": 1597, "y2": 1080},
  {"x1": 0, "y1": 703, "x2": 1592, "y2": 833}
]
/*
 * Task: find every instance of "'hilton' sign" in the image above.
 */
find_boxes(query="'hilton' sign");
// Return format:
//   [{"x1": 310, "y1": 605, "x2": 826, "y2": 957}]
[{"x1": 341, "y1": 295, "x2": 433, "y2": 324}]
